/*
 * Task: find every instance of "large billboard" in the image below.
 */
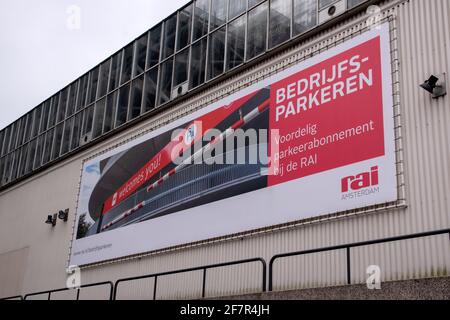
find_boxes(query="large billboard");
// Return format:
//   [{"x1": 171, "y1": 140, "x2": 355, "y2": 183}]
[{"x1": 70, "y1": 24, "x2": 397, "y2": 266}]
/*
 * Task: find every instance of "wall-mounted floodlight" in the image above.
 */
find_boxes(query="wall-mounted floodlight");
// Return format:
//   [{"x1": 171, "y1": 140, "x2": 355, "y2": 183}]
[
  {"x1": 420, "y1": 73, "x2": 447, "y2": 98},
  {"x1": 45, "y1": 214, "x2": 57, "y2": 227},
  {"x1": 58, "y1": 209, "x2": 69, "y2": 222}
]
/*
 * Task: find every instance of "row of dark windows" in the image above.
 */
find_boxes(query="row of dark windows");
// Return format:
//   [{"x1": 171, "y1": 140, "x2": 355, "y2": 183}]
[{"x1": 0, "y1": 0, "x2": 368, "y2": 187}]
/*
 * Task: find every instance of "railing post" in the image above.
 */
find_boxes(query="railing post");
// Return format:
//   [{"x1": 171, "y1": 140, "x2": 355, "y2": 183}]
[
  {"x1": 202, "y1": 268, "x2": 207, "y2": 298},
  {"x1": 153, "y1": 276, "x2": 158, "y2": 301},
  {"x1": 113, "y1": 282, "x2": 118, "y2": 300},
  {"x1": 108, "y1": 282, "x2": 114, "y2": 301},
  {"x1": 346, "y1": 247, "x2": 351, "y2": 285},
  {"x1": 268, "y1": 257, "x2": 275, "y2": 292},
  {"x1": 261, "y1": 259, "x2": 267, "y2": 292}
]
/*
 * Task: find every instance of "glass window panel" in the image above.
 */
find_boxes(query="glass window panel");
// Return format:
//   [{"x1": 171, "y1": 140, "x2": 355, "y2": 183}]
[
  {"x1": 0, "y1": 158, "x2": 6, "y2": 186},
  {"x1": 134, "y1": 34, "x2": 148, "y2": 77},
  {"x1": 130, "y1": 76, "x2": 144, "y2": 120},
  {"x1": 23, "y1": 113, "x2": 34, "y2": 144},
  {"x1": 12, "y1": 122, "x2": 21, "y2": 151},
  {"x1": 193, "y1": 0, "x2": 210, "y2": 41},
  {"x1": 13, "y1": 122, "x2": 22, "y2": 151},
  {"x1": 8, "y1": 123, "x2": 18, "y2": 152},
  {"x1": 249, "y1": 0, "x2": 264, "y2": 8},
  {"x1": 16, "y1": 121, "x2": 23, "y2": 150},
  {"x1": 0, "y1": 131, "x2": 4, "y2": 156},
  {"x1": 158, "y1": 58, "x2": 173, "y2": 105},
  {"x1": 229, "y1": 0, "x2": 246, "y2": 20},
  {"x1": 25, "y1": 139, "x2": 37, "y2": 174},
  {"x1": 109, "y1": 52, "x2": 122, "y2": 92},
  {"x1": 162, "y1": 14, "x2": 177, "y2": 59},
  {"x1": 33, "y1": 135, "x2": 44, "y2": 170},
  {"x1": 15, "y1": 118, "x2": 25, "y2": 148},
  {"x1": 71, "y1": 113, "x2": 82, "y2": 151},
  {"x1": 227, "y1": 15, "x2": 246, "y2": 70},
  {"x1": 121, "y1": 45, "x2": 134, "y2": 85},
  {"x1": 88, "y1": 67, "x2": 99, "y2": 104},
  {"x1": 67, "y1": 82, "x2": 78, "y2": 117},
  {"x1": 294, "y1": 0, "x2": 317, "y2": 35},
  {"x1": 32, "y1": 106, "x2": 42, "y2": 138},
  {"x1": 0, "y1": 156, "x2": 4, "y2": 182},
  {"x1": 5, "y1": 152, "x2": 19, "y2": 182},
  {"x1": 104, "y1": 92, "x2": 117, "y2": 133},
  {"x1": 77, "y1": 75, "x2": 89, "y2": 110},
  {"x1": 57, "y1": 88, "x2": 69, "y2": 123},
  {"x1": 147, "y1": 24, "x2": 162, "y2": 69},
  {"x1": 18, "y1": 144, "x2": 29, "y2": 176},
  {"x1": 0, "y1": 156, "x2": 3, "y2": 182},
  {"x1": 8, "y1": 152, "x2": 16, "y2": 182},
  {"x1": 11, "y1": 149, "x2": 20, "y2": 180},
  {"x1": 10, "y1": 151, "x2": 18, "y2": 181},
  {"x1": 347, "y1": 0, "x2": 367, "y2": 8},
  {"x1": 207, "y1": 26, "x2": 226, "y2": 80},
  {"x1": 174, "y1": 49, "x2": 189, "y2": 87},
  {"x1": 51, "y1": 124, "x2": 63, "y2": 160},
  {"x1": 2, "y1": 127, "x2": 10, "y2": 155},
  {"x1": 6, "y1": 155, "x2": 13, "y2": 181},
  {"x1": 5, "y1": 126, "x2": 13, "y2": 154},
  {"x1": 269, "y1": 0, "x2": 291, "y2": 48},
  {"x1": 93, "y1": 99, "x2": 106, "y2": 139},
  {"x1": 143, "y1": 68, "x2": 158, "y2": 113},
  {"x1": 40, "y1": 100, "x2": 51, "y2": 134},
  {"x1": 189, "y1": 37, "x2": 207, "y2": 89},
  {"x1": 177, "y1": 5, "x2": 193, "y2": 50},
  {"x1": 1, "y1": 129, "x2": 7, "y2": 155},
  {"x1": 210, "y1": 0, "x2": 227, "y2": 30},
  {"x1": 247, "y1": 2, "x2": 268, "y2": 60},
  {"x1": 42, "y1": 128, "x2": 54, "y2": 165},
  {"x1": 2, "y1": 153, "x2": 12, "y2": 183},
  {"x1": 2, "y1": 126, "x2": 11, "y2": 155},
  {"x1": 18, "y1": 145, "x2": 27, "y2": 178},
  {"x1": 98, "y1": 60, "x2": 110, "y2": 98},
  {"x1": 116, "y1": 85, "x2": 130, "y2": 127},
  {"x1": 319, "y1": 0, "x2": 336, "y2": 9},
  {"x1": 81, "y1": 105, "x2": 94, "y2": 138},
  {"x1": 1, "y1": 129, "x2": 5, "y2": 152},
  {"x1": 61, "y1": 118, "x2": 73, "y2": 155},
  {"x1": 47, "y1": 95, "x2": 57, "y2": 128}
]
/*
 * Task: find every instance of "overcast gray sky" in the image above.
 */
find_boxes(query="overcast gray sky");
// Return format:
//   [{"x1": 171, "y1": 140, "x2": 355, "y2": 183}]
[{"x1": 0, "y1": 0, "x2": 190, "y2": 130}]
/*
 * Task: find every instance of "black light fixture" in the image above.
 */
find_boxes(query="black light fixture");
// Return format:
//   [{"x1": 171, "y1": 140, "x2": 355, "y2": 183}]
[
  {"x1": 45, "y1": 214, "x2": 57, "y2": 227},
  {"x1": 420, "y1": 73, "x2": 447, "y2": 98},
  {"x1": 58, "y1": 209, "x2": 69, "y2": 222}
]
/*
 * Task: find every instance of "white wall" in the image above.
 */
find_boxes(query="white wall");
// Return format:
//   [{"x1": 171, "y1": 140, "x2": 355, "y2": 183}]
[{"x1": 0, "y1": 0, "x2": 449, "y2": 299}]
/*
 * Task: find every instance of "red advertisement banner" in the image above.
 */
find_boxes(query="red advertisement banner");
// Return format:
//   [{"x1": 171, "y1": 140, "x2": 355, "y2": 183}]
[{"x1": 268, "y1": 37, "x2": 385, "y2": 186}]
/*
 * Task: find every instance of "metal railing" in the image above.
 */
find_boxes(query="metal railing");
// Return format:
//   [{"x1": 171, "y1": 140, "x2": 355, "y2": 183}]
[
  {"x1": 268, "y1": 228, "x2": 450, "y2": 291},
  {"x1": 1, "y1": 295, "x2": 23, "y2": 300},
  {"x1": 23, "y1": 281, "x2": 114, "y2": 300},
  {"x1": 114, "y1": 258, "x2": 267, "y2": 300},
  {"x1": 2, "y1": 229, "x2": 450, "y2": 300}
]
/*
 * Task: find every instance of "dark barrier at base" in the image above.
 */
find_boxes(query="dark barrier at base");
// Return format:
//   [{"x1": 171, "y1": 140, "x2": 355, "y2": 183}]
[
  {"x1": 114, "y1": 258, "x2": 267, "y2": 300},
  {"x1": 2, "y1": 229, "x2": 449, "y2": 300},
  {"x1": 23, "y1": 281, "x2": 114, "y2": 300},
  {"x1": 268, "y1": 228, "x2": 450, "y2": 291}
]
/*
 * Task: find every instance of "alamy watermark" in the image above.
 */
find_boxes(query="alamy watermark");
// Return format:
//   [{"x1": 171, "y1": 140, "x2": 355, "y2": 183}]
[
  {"x1": 366, "y1": 265, "x2": 382, "y2": 290},
  {"x1": 66, "y1": 5, "x2": 81, "y2": 30},
  {"x1": 66, "y1": 265, "x2": 81, "y2": 289},
  {"x1": 366, "y1": 5, "x2": 383, "y2": 30},
  {"x1": 169, "y1": 123, "x2": 280, "y2": 176}
]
